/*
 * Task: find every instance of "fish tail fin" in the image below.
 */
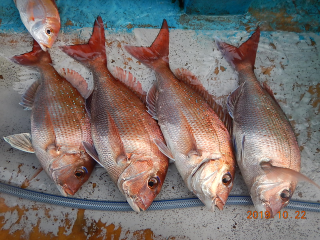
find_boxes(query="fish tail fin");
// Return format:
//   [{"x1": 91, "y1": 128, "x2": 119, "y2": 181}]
[
  {"x1": 60, "y1": 16, "x2": 106, "y2": 66},
  {"x1": 215, "y1": 26, "x2": 260, "y2": 71},
  {"x1": 11, "y1": 40, "x2": 52, "y2": 66},
  {"x1": 124, "y1": 19, "x2": 169, "y2": 69}
]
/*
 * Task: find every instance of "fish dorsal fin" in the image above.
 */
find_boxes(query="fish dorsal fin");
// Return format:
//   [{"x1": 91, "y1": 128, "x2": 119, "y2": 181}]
[
  {"x1": 227, "y1": 82, "x2": 245, "y2": 119},
  {"x1": 112, "y1": 67, "x2": 146, "y2": 103},
  {"x1": 82, "y1": 141, "x2": 101, "y2": 164},
  {"x1": 261, "y1": 162, "x2": 320, "y2": 189},
  {"x1": 85, "y1": 92, "x2": 93, "y2": 118},
  {"x1": 106, "y1": 113, "x2": 128, "y2": 165},
  {"x1": 174, "y1": 68, "x2": 233, "y2": 134},
  {"x1": 3, "y1": 133, "x2": 35, "y2": 153},
  {"x1": 153, "y1": 139, "x2": 174, "y2": 161},
  {"x1": 262, "y1": 82, "x2": 281, "y2": 108},
  {"x1": 146, "y1": 84, "x2": 158, "y2": 120},
  {"x1": 20, "y1": 80, "x2": 40, "y2": 110},
  {"x1": 60, "y1": 68, "x2": 91, "y2": 99}
]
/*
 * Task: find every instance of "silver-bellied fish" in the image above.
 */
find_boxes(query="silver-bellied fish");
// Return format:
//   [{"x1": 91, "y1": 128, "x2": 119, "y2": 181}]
[
  {"x1": 4, "y1": 40, "x2": 96, "y2": 196},
  {"x1": 125, "y1": 20, "x2": 236, "y2": 211},
  {"x1": 216, "y1": 27, "x2": 320, "y2": 217},
  {"x1": 14, "y1": 0, "x2": 60, "y2": 51},
  {"x1": 60, "y1": 17, "x2": 169, "y2": 212}
]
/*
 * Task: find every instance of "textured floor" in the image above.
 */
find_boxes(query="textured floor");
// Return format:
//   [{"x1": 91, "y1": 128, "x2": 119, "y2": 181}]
[{"x1": 0, "y1": 27, "x2": 319, "y2": 239}]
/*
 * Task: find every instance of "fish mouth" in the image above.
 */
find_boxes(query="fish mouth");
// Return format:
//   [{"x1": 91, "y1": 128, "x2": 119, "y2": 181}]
[
  {"x1": 126, "y1": 196, "x2": 148, "y2": 212},
  {"x1": 38, "y1": 42, "x2": 49, "y2": 51},
  {"x1": 55, "y1": 184, "x2": 74, "y2": 197}
]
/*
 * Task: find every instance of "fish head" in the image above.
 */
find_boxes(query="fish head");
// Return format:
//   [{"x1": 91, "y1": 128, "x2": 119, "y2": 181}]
[
  {"x1": 251, "y1": 174, "x2": 297, "y2": 217},
  {"x1": 189, "y1": 156, "x2": 236, "y2": 211},
  {"x1": 118, "y1": 157, "x2": 168, "y2": 212},
  {"x1": 48, "y1": 148, "x2": 96, "y2": 196},
  {"x1": 30, "y1": 17, "x2": 60, "y2": 51}
]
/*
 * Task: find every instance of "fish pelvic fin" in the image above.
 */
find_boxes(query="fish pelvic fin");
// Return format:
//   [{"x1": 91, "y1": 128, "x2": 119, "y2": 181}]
[
  {"x1": 60, "y1": 16, "x2": 106, "y2": 66},
  {"x1": 124, "y1": 19, "x2": 169, "y2": 69},
  {"x1": 11, "y1": 40, "x2": 52, "y2": 67},
  {"x1": 215, "y1": 26, "x2": 260, "y2": 71}
]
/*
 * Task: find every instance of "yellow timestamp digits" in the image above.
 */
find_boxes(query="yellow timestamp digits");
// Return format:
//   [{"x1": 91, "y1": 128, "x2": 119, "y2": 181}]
[{"x1": 247, "y1": 210, "x2": 306, "y2": 219}]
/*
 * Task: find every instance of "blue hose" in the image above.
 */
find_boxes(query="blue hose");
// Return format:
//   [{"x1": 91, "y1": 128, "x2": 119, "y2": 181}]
[{"x1": 0, "y1": 182, "x2": 319, "y2": 212}]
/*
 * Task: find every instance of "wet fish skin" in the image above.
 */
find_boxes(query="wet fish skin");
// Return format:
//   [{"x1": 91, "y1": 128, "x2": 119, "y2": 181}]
[
  {"x1": 14, "y1": 0, "x2": 60, "y2": 51},
  {"x1": 60, "y1": 17, "x2": 169, "y2": 212},
  {"x1": 5, "y1": 40, "x2": 95, "y2": 196},
  {"x1": 125, "y1": 20, "x2": 236, "y2": 211},
  {"x1": 216, "y1": 27, "x2": 301, "y2": 216}
]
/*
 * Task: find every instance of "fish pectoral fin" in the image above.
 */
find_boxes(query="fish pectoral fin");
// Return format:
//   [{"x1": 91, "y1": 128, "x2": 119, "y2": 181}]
[
  {"x1": 153, "y1": 139, "x2": 174, "y2": 161},
  {"x1": 19, "y1": 80, "x2": 40, "y2": 110},
  {"x1": 261, "y1": 163, "x2": 320, "y2": 189},
  {"x1": 85, "y1": 92, "x2": 93, "y2": 118},
  {"x1": 146, "y1": 84, "x2": 158, "y2": 120},
  {"x1": 227, "y1": 82, "x2": 245, "y2": 119},
  {"x1": 106, "y1": 113, "x2": 128, "y2": 164},
  {"x1": 60, "y1": 68, "x2": 92, "y2": 99},
  {"x1": 82, "y1": 141, "x2": 100, "y2": 163},
  {"x1": 3, "y1": 133, "x2": 35, "y2": 153},
  {"x1": 27, "y1": 0, "x2": 35, "y2": 21},
  {"x1": 112, "y1": 67, "x2": 146, "y2": 103}
]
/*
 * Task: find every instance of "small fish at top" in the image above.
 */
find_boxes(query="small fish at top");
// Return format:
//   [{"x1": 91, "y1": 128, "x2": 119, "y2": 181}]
[
  {"x1": 14, "y1": 0, "x2": 60, "y2": 51},
  {"x1": 60, "y1": 17, "x2": 169, "y2": 212},
  {"x1": 4, "y1": 40, "x2": 96, "y2": 196},
  {"x1": 216, "y1": 26, "x2": 320, "y2": 217},
  {"x1": 125, "y1": 20, "x2": 236, "y2": 211}
]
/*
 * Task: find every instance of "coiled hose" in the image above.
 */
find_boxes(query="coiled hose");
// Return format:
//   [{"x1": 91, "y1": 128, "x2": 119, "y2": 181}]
[{"x1": 0, "y1": 182, "x2": 319, "y2": 212}]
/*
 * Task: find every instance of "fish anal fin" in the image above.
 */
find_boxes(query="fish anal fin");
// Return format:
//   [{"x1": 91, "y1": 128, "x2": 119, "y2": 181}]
[
  {"x1": 82, "y1": 141, "x2": 101, "y2": 164},
  {"x1": 153, "y1": 139, "x2": 174, "y2": 161},
  {"x1": 174, "y1": 68, "x2": 233, "y2": 134},
  {"x1": 19, "y1": 80, "x2": 40, "y2": 110},
  {"x1": 3, "y1": 133, "x2": 35, "y2": 153},
  {"x1": 215, "y1": 26, "x2": 260, "y2": 71},
  {"x1": 60, "y1": 68, "x2": 91, "y2": 99},
  {"x1": 124, "y1": 19, "x2": 169, "y2": 69},
  {"x1": 146, "y1": 84, "x2": 158, "y2": 120},
  {"x1": 112, "y1": 67, "x2": 146, "y2": 103},
  {"x1": 262, "y1": 82, "x2": 281, "y2": 108},
  {"x1": 227, "y1": 82, "x2": 245, "y2": 119}
]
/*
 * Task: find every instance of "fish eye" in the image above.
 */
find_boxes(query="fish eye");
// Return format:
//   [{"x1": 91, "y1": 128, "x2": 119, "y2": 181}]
[
  {"x1": 74, "y1": 167, "x2": 88, "y2": 179},
  {"x1": 148, "y1": 177, "x2": 159, "y2": 189},
  {"x1": 222, "y1": 173, "x2": 232, "y2": 186},
  {"x1": 46, "y1": 28, "x2": 53, "y2": 35},
  {"x1": 280, "y1": 189, "x2": 291, "y2": 202}
]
